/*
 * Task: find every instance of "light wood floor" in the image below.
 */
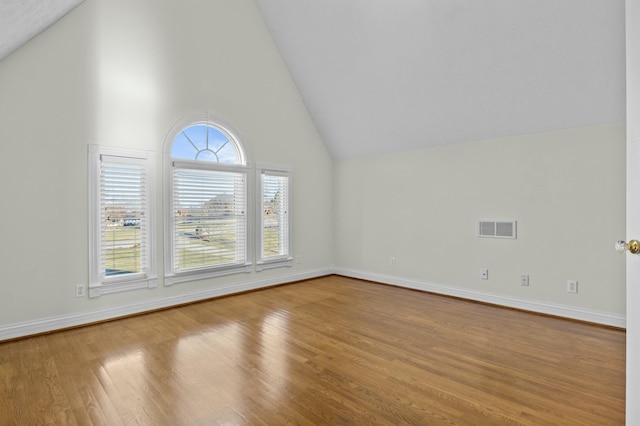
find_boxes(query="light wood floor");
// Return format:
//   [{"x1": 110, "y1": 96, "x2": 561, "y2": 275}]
[{"x1": 0, "y1": 276, "x2": 625, "y2": 425}]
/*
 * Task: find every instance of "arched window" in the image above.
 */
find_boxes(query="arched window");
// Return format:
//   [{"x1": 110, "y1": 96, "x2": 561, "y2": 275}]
[
  {"x1": 170, "y1": 123, "x2": 245, "y2": 164},
  {"x1": 164, "y1": 116, "x2": 250, "y2": 284}
]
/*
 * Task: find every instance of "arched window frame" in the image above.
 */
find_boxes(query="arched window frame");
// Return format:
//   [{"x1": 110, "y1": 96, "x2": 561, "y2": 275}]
[{"x1": 163, "y1": 115, "x2": 251, "y2": 285}]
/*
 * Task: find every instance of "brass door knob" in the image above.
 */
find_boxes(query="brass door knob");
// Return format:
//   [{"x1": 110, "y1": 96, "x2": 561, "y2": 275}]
[{"x1": 616, "y1": 240, "x2": 640, "y2": 254}]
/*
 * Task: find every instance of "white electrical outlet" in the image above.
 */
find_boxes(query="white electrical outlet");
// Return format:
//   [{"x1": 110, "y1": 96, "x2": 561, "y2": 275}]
[
  {"x1": 296, "y1": 255, "x2": 302, "y2": 264},
  {"x1": 521, "y1": 275, "x2": 529, "y2": 286},
  {"x1": 390, "y1": 257, "x2": 397, "y2": 267},
  {"x1": 75, "y1": 284, "x2": 86, "y2": 298},
  {"x1": 480, "y1": 268, "x2": 488, "y2": 280},
  {"x1": 567, "y1": 280, "x2": 578, "y2": 293}
]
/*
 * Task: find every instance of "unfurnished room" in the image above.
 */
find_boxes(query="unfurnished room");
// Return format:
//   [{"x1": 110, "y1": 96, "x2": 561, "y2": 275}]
[{"x1": 0, "y1": 0, "x2": 638, "y2": 424}]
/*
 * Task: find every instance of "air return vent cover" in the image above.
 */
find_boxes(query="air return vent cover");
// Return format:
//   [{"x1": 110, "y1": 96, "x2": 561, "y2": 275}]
[{"x1": 477, "y1": 220, "x2": 517, "y2": 239}]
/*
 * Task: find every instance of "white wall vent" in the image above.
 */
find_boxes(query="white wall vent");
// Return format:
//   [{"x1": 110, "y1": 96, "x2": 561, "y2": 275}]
[{"x1": 477, "y1": 220, "x2": 517, "y2": 239}]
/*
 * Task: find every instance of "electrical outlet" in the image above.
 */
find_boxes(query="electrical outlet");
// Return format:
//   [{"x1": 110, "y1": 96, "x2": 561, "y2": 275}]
[
  {"x1": 567, "y1": 280, "x2": 578, "y2": 293},
  {"x1": 520, "y1": 275, "x2": 529, "y2": 286},
  {"x1": 480, "y1": 268, "x2": 488, "y2": 280},
  {"x1": 75, "y1": 284, "x2": 86, "y2": 298},
  {"x1": 296, "y1": 255, "x2": 302, "y2": 264},
  {"x1": 390, "y1": 257, "x2": 397, "y2": 267}
]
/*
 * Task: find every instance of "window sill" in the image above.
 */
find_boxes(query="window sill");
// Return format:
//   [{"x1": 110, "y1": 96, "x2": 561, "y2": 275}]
[
  {"x1": 165, "y1": 263, "x2": 252, "y2": 286},
  {"x1": 256, "y1": 258, "x2": 293, "y2": 271},
  {"x1": 89, "y1": 276, "x2": 158, "y2": 298}
]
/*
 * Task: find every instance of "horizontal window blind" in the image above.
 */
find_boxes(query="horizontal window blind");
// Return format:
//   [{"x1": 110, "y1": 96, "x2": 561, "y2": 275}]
[
  {"x1": 99, "y1": 156, "x2": 148, "y2": 279},
  {"x1": 261, "y1": 172, "x2": 290, "y2": 260},
  {"x1": 173, "y1": 167, "x2": 247, "y2": 272}
]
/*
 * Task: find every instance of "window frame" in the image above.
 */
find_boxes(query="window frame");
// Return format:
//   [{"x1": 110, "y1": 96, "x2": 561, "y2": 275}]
[
  {"x1": 88, "y1": 145, "x2": 157, "y2": 297},
  {"x1": 256, "y1": 163, "x2": 293, "y2": 271},
  {"x1": 163, "y1": 115, "x2": 252, "y2": 285}
]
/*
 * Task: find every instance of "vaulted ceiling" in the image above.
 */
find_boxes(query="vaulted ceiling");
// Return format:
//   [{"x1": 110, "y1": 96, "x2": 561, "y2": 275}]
[
  {"x1": 0, "y1": 0, "x2": 626, "y2": 160},
  {"x1": 256, "y1": 0, "x2": 626, "y2": 159}
]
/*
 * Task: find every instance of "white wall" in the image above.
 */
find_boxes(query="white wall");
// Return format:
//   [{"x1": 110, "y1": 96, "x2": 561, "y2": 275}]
[
  {"x1": 0, "y1": 0, "x2": 333, "y2": 333},
  {"x1": 334, "y1": 124, "x2": 626, "y2": 323}
]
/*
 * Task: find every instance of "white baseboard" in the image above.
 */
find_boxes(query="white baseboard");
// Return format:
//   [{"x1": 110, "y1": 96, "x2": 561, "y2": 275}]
[
  {"x1": 333, "y1": 267, "x2": 626, "y2": 328},
  {"x1": 1, "y1": 267, "x2": 624, "y2": 341},
  {"x1": 0, "y1": 268, "x2": 332, "y2": 341}
]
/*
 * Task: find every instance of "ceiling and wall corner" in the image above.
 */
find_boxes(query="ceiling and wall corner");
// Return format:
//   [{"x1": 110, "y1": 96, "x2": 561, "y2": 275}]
[
  {"x1": 0, "y1": 0, "x2": 85, "y2": 61},
  {"x1": 255, "y1": 0, "x2": 626, "y2": 159}
]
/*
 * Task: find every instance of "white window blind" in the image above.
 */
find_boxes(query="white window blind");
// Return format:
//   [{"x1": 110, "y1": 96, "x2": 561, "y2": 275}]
[
  {"x1": 88, "y1": 145, "x2": 156, "y2": 297},
  {"x1": 257, "y1": 165, "x2": 292, "y2": 270},
  {"x1": 172, "y1": 165, "x2": 247, "y2": 273},
  {"x1": 100, "y1": 156, "x2": 149, "y2": 278}
]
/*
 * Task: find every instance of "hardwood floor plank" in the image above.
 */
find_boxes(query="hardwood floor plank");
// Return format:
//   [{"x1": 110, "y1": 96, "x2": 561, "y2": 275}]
[{"x1": 0, "y1": 276, "x2": 625, "y2": 425}]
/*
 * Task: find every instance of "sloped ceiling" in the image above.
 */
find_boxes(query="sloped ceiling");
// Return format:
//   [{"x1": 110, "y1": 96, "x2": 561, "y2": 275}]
[
  {"x1": 0, "y1": 0, "x2": 84, "y2": 61},
  {"x1": 0, "y1": 1, "x2": 625, "y2": 160},
  {"x1": 256, "y1": 0, "x2": 626, "y2": 159}
]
